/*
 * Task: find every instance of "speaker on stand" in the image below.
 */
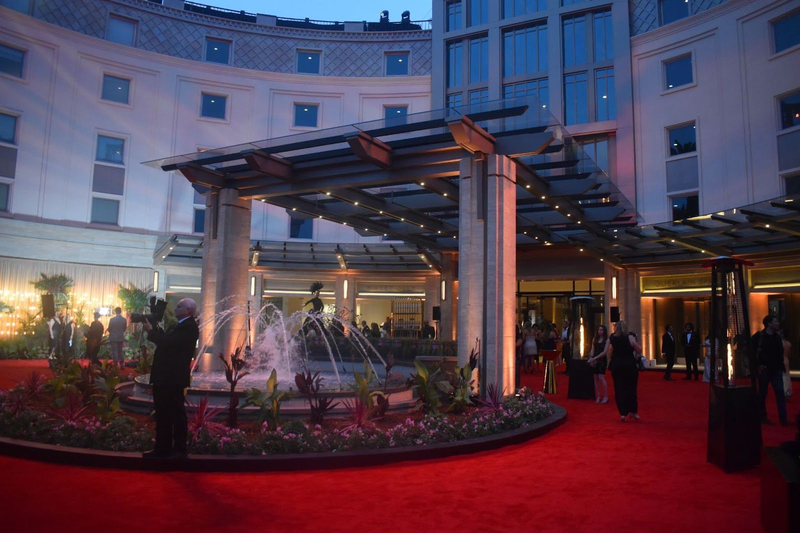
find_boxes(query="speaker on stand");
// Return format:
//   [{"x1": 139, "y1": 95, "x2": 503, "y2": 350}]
[{"x1": 41, "y1": 294, "x2": 56, "y2": 319}]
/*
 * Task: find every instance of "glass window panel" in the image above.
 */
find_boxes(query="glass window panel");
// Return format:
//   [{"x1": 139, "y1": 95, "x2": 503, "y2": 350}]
[
  {"x1": 290, "y1": 218, "x2": 313, "y2": 239},
  {"x1": 469, "y1": 36, "x2": 488, "y2": 83},
  {"x1": 447, "y1": 93, "x2": 463, "y2": 109},
  {"x1": 504, "y1": 24, "x2": 547, "y2": 77},
  {"x1": 294, "y1": 104, "x2": 318, "y2": 128},
  {"x1": 504, "y1": 0, "x2": 546, "y2": 18},
  {"x1": 0, "y1": 182, "x2": 7, "y2": 211},
  {"x1": 193, "y1": 209, "x2": 205, "y2": 234},
  {"x1": 660, "y1": 0, "x2": 689, "y2": 26},
  {"x1": 0, "y1": 44, "x2": 24, "y2": 78},
  {"x1": 664, "y1": 55, "x2": 693, "y2": 89},
  {"x1": 1, "y1": 0, "x2": 31, "y2": 14},
  {"x1": 503, "y1": 34, "x2": 513, "y2": 77},
  {"x1": 470, "y1": 0, "x2": 488, "y2": 26},
  {"x1": 565, "y1": 73, "x2": 588, "y2": 125},
  {"x1": 107, "y1": 16, "x2": 136, "y2": 46},
  {"x1": 297, "y1": 51, "x2": 321, "y2": 74},
  {"x1": 92, "y1": 164, "x2": 125, "y2": 195},
  {"x1": 101, "y1": 75, "x2": 130, "y2": 104},
  {"x1": 671, "y1": 195, "x2": 699, "y2": 220},
  {"x1": 0, "y1": 113, "x2": 16, "y2": 144},
  {"x1": 205, "y1": 38, "x2": 230, "y2": 64},
  {"x1": 538, "y1": 24, "x2": 548, "y2": 72},
  {"x1": 593, "y1": 11, "x2": 613, "y2": 62},
  {"x1": 201, "y1": 94, "x2": 226, "y2": 119},
  {"x1": 668, "y1": 123, "x2": 697, "y2": 155},
  {"x1": 786, "y1": 175, "x2": 800, "y2": 196},
  {"x1": 779, "y1": 91, "x2": 800, "y2": 130},
  {"x1": 91, "y1": 197, "x2": 119, "y2": 225},
  {"x1": 563, "y1": 16, "x2": 586, "y2": 67},
  {"x1": 447, "y1": 41, "x2": 462, "y2": 88},
  {"x1": 384, "y1": 105, "x2": 408, "y2": 125},
  {"x1": 96, "y1": 135, "x2": 124, "y2": 164},
  {"x1": 193, "y1": 189, "x2": 205, "y2": 204},
  {"x1": 774, "y1": 11, "x2": 800, "y2": 53},
  {"x1": 386, "y1": 52, "x2": 409, "y2": 76},
  {"x1": 447, "y1": 0, "x2": 462, "y2": 31},
  {"x1": 595, "y1": 68, "x2": 615, "y2": 121}
]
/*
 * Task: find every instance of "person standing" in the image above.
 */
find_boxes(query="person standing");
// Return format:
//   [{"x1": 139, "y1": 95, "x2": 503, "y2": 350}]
[
  {"x1": 422, "y1": 321, "x2": 435, "y2": 339},
  {"x1": 608, "y1": 320, "x2": 644, "y2": 422},
  {"x1": 84, "y1": 312, "x2": 104, "y2": 365},
  {"x1": 523, "y1": 325, "x2": 539, "y2": 373},
  {"x1": 561, "y1": 319, "x2": 571, "y2": 374},
  {"x1": 681, "y1": 322, "x2": 701, "y2": 381},
  {"x1": 661, "y1": 324, "x2": 676, "y2": 381},
  {"x1": 752, "y1": 316, "x2": 789, "y2": 426},
  {"x1": 587, "y1": 325, "x2": 610, "y2": 403},
  {"x1": 142, "y1": 298, "x2": 199, "y2": 458},
  {"x1": 107, "y1": 307, "x2": 127, "y2": 372}
]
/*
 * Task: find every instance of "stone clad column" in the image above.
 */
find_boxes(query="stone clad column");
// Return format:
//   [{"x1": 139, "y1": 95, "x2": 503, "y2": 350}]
[
  {"x1": 457, "y1": 154, "x2": 517, "y2": 396},
  {"x1": 200, "y1": 188, "x2": 251, "y2": 366},
  {"x1": 439, "y1": 252, "x2": 457, "y2": 341}
]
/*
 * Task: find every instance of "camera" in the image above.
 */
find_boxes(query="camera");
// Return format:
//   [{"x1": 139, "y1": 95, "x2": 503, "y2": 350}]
[{"x1": 130, "y1": 296, "x2": 167, "y2": 326}]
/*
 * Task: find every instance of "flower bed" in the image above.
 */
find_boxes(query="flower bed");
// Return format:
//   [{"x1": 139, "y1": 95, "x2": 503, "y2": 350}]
[{"x1": 0, "y1": 387, "x2": 553, "y2": 456}]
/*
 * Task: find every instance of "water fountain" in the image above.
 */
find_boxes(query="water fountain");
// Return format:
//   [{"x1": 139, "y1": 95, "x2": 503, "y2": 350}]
[{"x1": 120, "y1": 301, "x2": 417, "y2": 416}]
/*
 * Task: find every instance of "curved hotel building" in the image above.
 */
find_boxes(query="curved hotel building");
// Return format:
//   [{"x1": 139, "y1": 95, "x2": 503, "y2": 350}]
[{"x1": 1, "y1": 0, "x2": 799, "y2": 373}]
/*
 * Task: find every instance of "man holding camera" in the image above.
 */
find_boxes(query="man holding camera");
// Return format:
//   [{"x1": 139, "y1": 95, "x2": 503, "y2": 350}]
[{"x1": 141, "y1": 298, "x2": 199, "y2": 459}]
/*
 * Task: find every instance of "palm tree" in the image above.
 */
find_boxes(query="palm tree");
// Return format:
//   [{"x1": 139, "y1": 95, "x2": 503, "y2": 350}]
[
  {"x1": 30, "y1": 273, "x2": 74, "y2": 308},
  {"x1": 116, "y1": 284, "x2": 151, "y2": 314}
]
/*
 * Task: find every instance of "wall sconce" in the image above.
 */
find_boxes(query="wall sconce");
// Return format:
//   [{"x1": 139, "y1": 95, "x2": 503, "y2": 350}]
[
  {"x1": 343, "y1": 279, "x2": 349, "y2": 300},
  {"x1": 251, "y1": 242, "x2": 261, "y2": 268},
  {"x1": 249, "y1": 276, "x2": 256, "y2": 297},
  {"x1": 153, "y1": 271, "x2": 159, "y2": 293},
  {"x1": 612, "y1": 274, "x2": 617, "y2": 300},
  {"x1": 440, "y1": 279, "x2": 446, "y2": 301}
]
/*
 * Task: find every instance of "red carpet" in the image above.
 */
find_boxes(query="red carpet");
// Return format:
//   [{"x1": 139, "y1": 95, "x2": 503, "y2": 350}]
[{"x1": 0, "y1": 362, "x2": 795, "y2": 533}]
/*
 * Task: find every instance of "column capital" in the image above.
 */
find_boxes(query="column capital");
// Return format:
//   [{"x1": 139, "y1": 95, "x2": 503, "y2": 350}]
[{"x1": 486, "y1": 154, "x2": 516, "y2": 182}]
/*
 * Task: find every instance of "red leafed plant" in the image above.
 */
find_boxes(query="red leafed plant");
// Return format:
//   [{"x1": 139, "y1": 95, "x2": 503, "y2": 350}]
[
  {"x1": 477, "y1": 383, "x2": 505, "y2": 412},
  {"x1": 47, "y1": 391, "x2": 91, "y2": 424},
  {"x1": 16, "y1": 371, "x2": 48, "y2": 399},
  {"x1": 340, "y1": 396, "x2": 375, "y2": 433},
  {"x1": 294, "y1": 370, "x2": 338, "y2": 426},
  {"x1": 186, "y1": 395, "x2": 226, "y2": 443},
  {"x1": 219, "y1": 346, "x2": 250, "y2": 428}
]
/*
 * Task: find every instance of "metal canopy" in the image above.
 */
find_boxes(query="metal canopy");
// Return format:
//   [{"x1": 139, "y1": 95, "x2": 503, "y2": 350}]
[{"x1": 145, "y1": 96, "x2": 638, "y2": 264}]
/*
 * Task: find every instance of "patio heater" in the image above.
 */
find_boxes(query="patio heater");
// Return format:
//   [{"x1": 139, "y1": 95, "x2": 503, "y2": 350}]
[
  {"x1": 567, "y1": 296, "x2": 595, "y2": 399},
  {"x1": 704, "y1": 256, "x2": 761, "y2": 473}
]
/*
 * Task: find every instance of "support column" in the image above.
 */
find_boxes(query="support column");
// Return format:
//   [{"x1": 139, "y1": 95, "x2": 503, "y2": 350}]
[
  {"x1": 617, "y1": 267, "x2": 642, "y2": 338},
  {"x1": 200, "y1": 188, "x2": 251, "y2": 365},
  {"x1": 457, "y1": 154, "x2": 517, "y2": 396},
  {"x1": 424, "y1": 275, "x2": 440, "y2": 335},
  {"x1": 439, "y1": 252, "x2": 457, "y2": 341}
]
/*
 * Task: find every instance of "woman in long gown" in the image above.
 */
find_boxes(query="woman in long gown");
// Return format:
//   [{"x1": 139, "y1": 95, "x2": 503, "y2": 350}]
[{"x1": 607, "y1": 320, "x2": 644, "y2": 422}]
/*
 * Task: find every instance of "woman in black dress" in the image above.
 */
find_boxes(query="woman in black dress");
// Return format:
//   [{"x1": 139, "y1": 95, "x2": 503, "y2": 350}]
[
  {"x1": 587, "y1": 325, "x2": 609, "y2": 404},
  {"x1": 607, "y1": 320, "x2": 644, "y2": 422}
]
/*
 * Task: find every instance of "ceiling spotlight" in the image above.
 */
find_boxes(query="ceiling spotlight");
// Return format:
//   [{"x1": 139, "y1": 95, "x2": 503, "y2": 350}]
[
  {"x1": 292, "y1": 207, "x2": 296, "y2": 211},
  {"x1": 400, "y1": 218, "x2": 404, "y2": 221},
  {"x1": 379, "y1": 211, "x2": 383, "y2": 214},
  {"x1": 326, "y1": 192, "x2": 331, "y2": 195},
  {"x1": 420, "y1": 182, "x2": 425, "y2": 186},
  {"x1": 443, "y1": 193, "x2": 448, "y2": 197},
  {"x1": 526, "y1": 185, "x2": 531, "y2": 189},
  {"x1": 354, "y1": 202, "x2": 359, "y2": 205},
  {"x1": 541, "y1": 196, "x2": 546, "y2": 200}
]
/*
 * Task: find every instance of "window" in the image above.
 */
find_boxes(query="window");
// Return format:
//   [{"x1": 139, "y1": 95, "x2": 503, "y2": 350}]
[
  {"x1": 564, "y1": 73, "x2": 588, "y2": 125},
  {"x1": 384, "y1": 105, "x2": 408, "y2": 125},
  {"x1": 562, "y1": 15, "x2": 586, "y2": 67},
  {"x1": 1, "y1": 0, "x2": 31, "y2": 14},
  {"x1": 386, "y1": 52, "x2": 409, "y2": 76},
  {"x1": 201, "y1": 93, "x2": 227, "y2": 120},
  {"x1": 446, "y1": 41, "x2": 463, "y2": 88},
  {"x1": 91, "y1": 197, "x2": 120, "y2": 225},
  {"x1": 101, "y1": 75, "x2": 131, "y2": 104},
  {"x1": 504, "y1": 0, "x2": 546, "y2": 18},
  {"x1": 193, "y1": 208, "x2": 205, "y2": 234},
  {"x1": 503, "y1": 24, "x2": 548, "y2": 78},
  {"x1": 96, "y1": 135, "x2": 124, "y2": 164},
  {"x1": 668, "y1": 123, "x2": 696, "y2": 155},
  {"x1": 561, "y1": 0, "x2": 587, "y2": 5},
  {"x1": 0, "y1": 182, "x2": 8, "y2": 211},
  {"x1": 297, "y1": 51, "x2": 321, "y2": 74},
  {"x1": 0, "y1": 113, "x2": 17, "y2": 144},
  {"x1": 773, "y1": 11, "x2": 800, "y2": 54},
  {"x1": 469, "y1": 0, "x2": 488, "y2": 27},
  {"x1": 659, "y1": 0, "x2": 689, "y2": 26},
  {"x1": 779, "y1": 91, "x2": 800, "y2": 130},
  {"x1": 294, "y1": 104, "x2": 318, "y2": 128},
  {"x1": 0, "y1": 44, "x2": 24, "y2": 78},
  {"x1": 595, "y1": 68, "x2": 615, "y2": 121},
  {"x1": 504, "y1": 78, "x2": 549, "y2": 109},
  {"x1": 671, "y1": 194, "x2": 699, "y2": 220},
  {"x1": 205, "y1": 38, "x2": 231, "y2": 65},
  {"x1": 664, "y1": 55, "x2": 693, "y2": 90},
  {"x1": 447, "y1": 93, "x2": 463, "y2": 109},
  {"x1": 593, "y1": 11, "x2": 613, "y2": 62},
  {"x1": 290, "y1": 218, "x2": 313, "y2": 239},
  {"x1": 107, "y1": 15, "x2": 136, "y2": 46},
  {"x1": 786, "y1": 175, "x2": 800, "y2": 196},
  {"x1": 578, "y1": 137, "x2": 609, "y2": 172},
  {"x1": 469, "y1": 35, "x2": 488, "y2": 83},
  {"x1": 469, "y1": 88, "x2": 489, "y2": 107},
  {"x1": 446, "y1": 0, "x2": 462, "y2": 31}
]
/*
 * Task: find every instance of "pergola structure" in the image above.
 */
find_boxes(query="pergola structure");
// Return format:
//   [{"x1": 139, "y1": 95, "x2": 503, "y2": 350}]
[{"x1": 146, "y1": 96, "x2": 638, "y2": 394}]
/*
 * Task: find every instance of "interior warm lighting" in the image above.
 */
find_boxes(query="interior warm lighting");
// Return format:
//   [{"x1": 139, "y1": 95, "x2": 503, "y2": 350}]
[
  {"x1": 727, "y1": 343, "x2": 734, "y2": 382},
  {"x1": 579, "y1": 317, "x2": 585, "y2": 358},
  {"x1": 752, "y1": 282, "x2": 800, "y2": 289},
  {"x1": 249, "y1": 276, "x2": 256, "y2": 296},
  {"x1": 441, "y1": 279, "x2": 446, "y2": 301},
  {"x1": 343, "y1": 279, "x2": 349, "y2": 299},
  {"x1": 611, "y1": 275, "x2": 617, "y2": 300},
  {"x1": 641, "y1": 287, "x2": 710, "y2": 294},
  {"x1": 153, "y1": 271, "x2": 159, "y2": 293}
]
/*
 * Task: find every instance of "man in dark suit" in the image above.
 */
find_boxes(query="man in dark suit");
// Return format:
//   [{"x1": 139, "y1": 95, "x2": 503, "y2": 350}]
[
  {"x1": 84, "y1": 312, "x2": 104, "y2": 365},
  {"x1": 661, "y1": 324, "x2": 676, "y2": 381},
  {"x1": 681, "y1": 322, "x2": 701, "y2": 381},
  {"x1": 142, "y1": 298, "x2": 199, "y2": 458}
]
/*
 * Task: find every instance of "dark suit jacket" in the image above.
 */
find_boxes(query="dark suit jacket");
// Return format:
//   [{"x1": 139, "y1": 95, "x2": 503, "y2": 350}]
[
  {"x1": 148, "y1": 317, "x2": 199, "y2": 388},
  {"x1": 681, "y1": 332, "x2": 700, "y2": 359},
  {"x1": 661, "y1": 332, "x2": 675, "y2": 358}
]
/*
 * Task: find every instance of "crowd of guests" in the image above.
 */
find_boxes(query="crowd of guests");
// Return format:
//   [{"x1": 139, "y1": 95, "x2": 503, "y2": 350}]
[{"x1": 47, "y1": 307, "x2": 128, "y2": 371}]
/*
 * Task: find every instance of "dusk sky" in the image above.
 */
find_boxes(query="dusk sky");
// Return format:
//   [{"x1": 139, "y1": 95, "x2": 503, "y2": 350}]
[{"x1": 201, "y1": 0, "x2": 433, "y2": 22}]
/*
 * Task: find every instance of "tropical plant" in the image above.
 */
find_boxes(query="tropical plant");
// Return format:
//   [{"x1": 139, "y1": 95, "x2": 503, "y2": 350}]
[
  {"x1": 220, "y1": 347, "x2": 250, "y2": 428},
  {"x1": 92, "y1": 375, "x2": 121, "y2": 423},
  {"x1": 408, "y1": 358, "x2": 443, "y2": 413},
  {"x1": 477, "y1": 383, "x2": 505, "y2": 411},
  {"x1": 341, "y1": 396, "x2": 374, "y2": 433},
  {"x1": 16, "y1": 371, "x2": 47, "y2": 399},
  {"x1": 116, "y1": 284, "x2": 151, "y2": 314},
  {"x1": 0, "y1": 301, "x2": 13, "y2": 313},
  {"x1": 30, "y1": 273, "x2": 74, "y2": 308},
  {"x1": 186, "y1": 395, "x2": 226, "y2": 444},
  {"x1": 294, "y1": 370, "x2": 338, "y2": 425},
  {"x1": 242, "y1": 369, "x2": 293, "y2": 430},
  {"x1": 46, "y1": 390, "x2": 90, "y2": 423}
]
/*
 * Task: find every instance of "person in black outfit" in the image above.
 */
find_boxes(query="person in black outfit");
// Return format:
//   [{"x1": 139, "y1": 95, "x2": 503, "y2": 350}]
[
  {"x1": 661, "y1": 324, "x2": 676, "y2": 381},
  {"x1": 752, "y1": 315, "x2": 789, "y2": 426},
  {"x1": 84, "y1": 312, "x2": 104, "y2": 365},
  {"x1": 422, "y1": 320, "x2": 436, "y2": 340},
  {"x1": 142, "y1": 298, "x2": 199, "y2": 458},
  {"x1": 681, "y1": 322, "x2": 701, "y2": 381},
  {"x1": 302, "y1": 281, "x2": 325, "y2": 337},
  {"x1": 607, "y1": 320, "x2": 644, "y2": 422}
]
